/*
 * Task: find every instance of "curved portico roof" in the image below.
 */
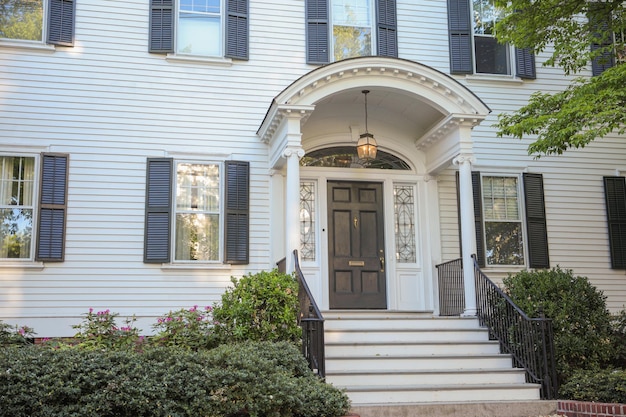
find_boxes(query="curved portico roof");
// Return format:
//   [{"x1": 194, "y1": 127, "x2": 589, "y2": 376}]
[{"x1": 257, "y1": 56, "x2": 491, "y2": 145}]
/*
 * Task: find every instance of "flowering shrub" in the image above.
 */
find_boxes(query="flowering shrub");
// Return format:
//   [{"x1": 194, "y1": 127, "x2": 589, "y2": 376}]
[
  {"x1": 150, "y1": 305, "x2": 217, "y2": 350},
  {"x1": 69, "y1": 308, "x2": 142, "y2": 351},
  {"x1": 0, "y1": 321, "x2": 35, "y2": 346}
]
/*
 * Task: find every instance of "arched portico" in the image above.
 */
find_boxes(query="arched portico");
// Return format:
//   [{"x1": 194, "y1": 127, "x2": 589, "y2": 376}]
[{"x1": 257, "y1": 57, "x2": 490, "y2": 315}]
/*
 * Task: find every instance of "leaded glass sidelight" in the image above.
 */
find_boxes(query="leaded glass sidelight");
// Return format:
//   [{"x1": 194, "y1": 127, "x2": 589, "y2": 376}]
[
  {"x1": 300, "y1": 181, "x2": 316, "y2": 261},
  {"x1": 394, "y1": 185, "x2": 416, "y2": 263}
]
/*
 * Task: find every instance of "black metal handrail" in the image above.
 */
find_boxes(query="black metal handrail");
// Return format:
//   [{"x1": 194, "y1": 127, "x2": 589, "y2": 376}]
[
  {"x1": 435, "y1": 258, "x2": 465, "y2": 316},
  {"x1": 436, "y1": 257, "x2": 559, "y2": 399},
  {"x1": 473, "y1": 257, "x2": 559, "y2": 399},
  {"x1": 293, "y1": 250, "x2": 325, "y2": 378}
]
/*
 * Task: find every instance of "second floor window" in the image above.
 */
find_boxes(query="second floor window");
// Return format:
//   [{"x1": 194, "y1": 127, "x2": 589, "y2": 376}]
[
  {"x1": 0, "y1": 0, "x2": 43, "y2": 42},
  {"x1": 0, "y1": 0, "x2": 74, "y2": 46},
  {"x1": 306, "y1": 0, "x2": 397, "y2": 64},
  {"x1": 178, "y1": 0, "x2": 221, "y2": 56},
  {"x1": 472, "y1": 0, "x2": 509, "y2": 75},
  {"x1": 447, "y1": 0, "x2": 535, "y2": 78},
  {"x1": 149, "y1": 0, "x2": 248, "y2": 60}
]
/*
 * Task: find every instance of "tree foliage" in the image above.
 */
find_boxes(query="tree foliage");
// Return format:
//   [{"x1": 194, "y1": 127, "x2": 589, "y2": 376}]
[{"x1": 493, "y1": 0, "x2": 626, "y2": 156}]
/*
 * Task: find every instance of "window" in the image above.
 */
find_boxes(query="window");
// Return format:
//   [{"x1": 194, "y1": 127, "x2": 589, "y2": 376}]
[
  {"x1": 393, "y1": 185, "x2": 416, "y2": 263},
  {"x1": 144, "y1": 158, "x2": 249, "y2": 264},
  {"x1": 447, "y1": 0, "x2": 535, "y2": 78},
  {"x1": 458, "y1": 172, "x2": 549, "y2": 268},
  {"x1": 0, "y1": 153, "x2": 68, "y2": 262},
  {"x1": 0, "y1": 0, "x2": 75, "y2": 46},
  {"x1": 300, "y1": 181, "x2": 316, "y2": 262},
  {"x1": 1, "y1": 156, "x2": 35, "y2": 259},
  {"x1": 472, "y1": 0, "x2": 509, "y2": 75},
  {"x1": 149, "y1": 0, "x2": 248, "y2": 59},
  {"x1": 481, "y1": 176, "x2": 524, "y2": 265},
  {"x1": 306, "y1": 0, "x2": 397, "y2": 64}
]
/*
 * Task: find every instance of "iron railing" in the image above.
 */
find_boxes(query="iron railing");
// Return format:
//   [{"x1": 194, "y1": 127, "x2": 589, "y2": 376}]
[
  {"x1": 292, "y1": 250, "x2": 325, "y2": 378},
  {"x1": 435, "y1": 257, "x2": 465, "y2": 316},
  {"x1": 436, "y1": 257, "x2": 559, "y2": 399}
]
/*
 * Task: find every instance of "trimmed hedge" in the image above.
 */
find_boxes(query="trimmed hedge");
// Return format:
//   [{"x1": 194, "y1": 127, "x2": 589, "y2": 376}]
[
  {"x1": 0, "y1": 341, "x2": 350, "y2": 417},
  {"x1": 559, "y1": 369, "x2": 626, "y2": 404}
]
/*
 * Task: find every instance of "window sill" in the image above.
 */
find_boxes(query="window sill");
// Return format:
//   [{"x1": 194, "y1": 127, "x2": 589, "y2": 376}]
[
  {"x1": 465, "y1": 74, "x2": 524, "y2": 84},
  {"x1": 0, "y1": 39, "x2": 55, "y2": 53},
  {"x1": 161, "y1": 263, "x2": 232, "y2": 271},
  {"x1": 165, "y1": 54, "x2": 233, "y2": 67},
  {"x1": 0, "y1": 261, "x2": 45, "y2": 270}
]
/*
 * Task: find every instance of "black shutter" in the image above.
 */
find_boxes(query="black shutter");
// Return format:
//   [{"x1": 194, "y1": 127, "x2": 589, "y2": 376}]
[
  {"x1": 456, "y1": 171, "x2": 485, "y2": 266},
  {"x1": 226, "y1": 0, "x2": 249, "y2": 60},
  {"x1": 471, "y1": 171, "x2": 486, "y2": 267},
  {"x1": 306, "y1": 0, "x2": 330, "y2": 64},
  {"x1": 36, "y1": 154, "x2": 68, "y2": 262},
  {"x1": 224, "y1": 161, "x2": 249, "y2": 264},
  {"x1": 377, "y1": 0, "x2": 398, "y2": 57},
  {"x1": 523, "y1": 173, "x2": 549, "y2": 268},
  {"x1": 515, "y1": 47, "x2": 536, "y2": 79},
  {"x1": 149, "y1": 0, "x2": 174, "y2": 53},
  {"x1": 447, "y1": 0, "x2": 473, "y2": 74},
  {"x1": 604, "y1": 177, "x2": 626, "y2": 269},
  {"x1": 47, "y1": 0, "x2": 75, "y2": 46},
  {"x1": 144, "y1": 158, "x2": 173, "y2": 263},
  {"x1": 589, "y1": 6, "x2": 615, "y2": 76}
]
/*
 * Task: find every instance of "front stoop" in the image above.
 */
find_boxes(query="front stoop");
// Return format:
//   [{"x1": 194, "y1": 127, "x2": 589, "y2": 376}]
[
  {"x1": 350, "y1": 400, "x2": 558, "y2": 417},
  {"x1": 323, "y1": 312, "x2": 542, "y2": 405}
]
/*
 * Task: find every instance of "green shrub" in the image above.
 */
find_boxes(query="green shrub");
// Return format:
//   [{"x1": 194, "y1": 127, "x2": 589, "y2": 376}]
[
  {"x1": 503, "y1": 267, "x2": 614, "y2": 381},
  {"x1": 0, "y1": 342, "x2": 350, "y2": 417},
  {"x1": 559, "y1": 369, "x2": 626, "y2": 403},
  {"x1": 150, "y1": 305, "x2": 218, "y2": 351},
  {"x1": 212, "y1": 269, "x2": 301, "y2": 344},
  {"x1": 610, "y1": 309, "x2": 626, "y2": 368}
]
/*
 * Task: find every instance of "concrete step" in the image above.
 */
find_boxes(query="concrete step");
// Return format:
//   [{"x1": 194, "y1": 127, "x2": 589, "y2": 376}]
[
  {"x1": 325, "y1": 354, "x2": 513, "y2": 372},
  {"x1": 326, "y1": 368, "x2": 527, "y2": 386},
  {"x1": 324, "y1": 314, "x2": 481, "y2": 331},
  {"x1": 324, "y1": 328, "x2": 491, "y2": 343},
  {"x1": 350, "y1": 400, "x2": 558, "y2": 417},
  {"x1": 342, "y1": 384, "x2": 542, "y2": 404},
  {"x1": 325, "y1": 340, "x2": 502, "y2": 356}
]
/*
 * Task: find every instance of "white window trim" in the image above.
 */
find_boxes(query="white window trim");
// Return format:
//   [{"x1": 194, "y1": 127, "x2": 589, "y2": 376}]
[
  {"x1": 480, "y1": 173, "x2": 527, "y2": 268},
  {"x1": 170, "y1": 159, "x2": 225, "y2": 265}
]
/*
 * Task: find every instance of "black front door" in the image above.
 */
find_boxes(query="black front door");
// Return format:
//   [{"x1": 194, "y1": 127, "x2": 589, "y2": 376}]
[{"x1": 327, "y1": 181, "x2": 386, "y2": 309}]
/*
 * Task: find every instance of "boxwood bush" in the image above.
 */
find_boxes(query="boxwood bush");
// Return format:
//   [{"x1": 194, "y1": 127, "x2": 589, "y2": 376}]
[
  {"x1": 0, "y1": 341, "x2": 350, "y2": 417},
  {"x1": 503, "y1": 267, "x2": 615, "y2": 382}
]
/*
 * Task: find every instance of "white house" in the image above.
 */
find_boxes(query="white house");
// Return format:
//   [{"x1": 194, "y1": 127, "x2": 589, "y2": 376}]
[{"x1": 0, "y1": 0, "x2": 624, "y2": 408}]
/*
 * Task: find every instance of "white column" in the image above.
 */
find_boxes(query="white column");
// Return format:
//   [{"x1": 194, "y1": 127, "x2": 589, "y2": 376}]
[
  {"x1": 453, "y1": 154, "x2": 477, "y2": 316},
  {"x1": 284, "y1": 146, "x2": 305, "y2": 273}
]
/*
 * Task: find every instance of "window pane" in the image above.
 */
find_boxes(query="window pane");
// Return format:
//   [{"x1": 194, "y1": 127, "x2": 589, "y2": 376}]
[
  {"x1": 175, "y1": 213, "x2": 219, "y2": 261},
  {"x1": 180, "y1": 0, "x2": 220, "y2": 13},
  {"x1": 300, "y1": 181, "x2": 316, "y2": 262},
  {"x1": 178, "y1": 13, "x2": 221, "y2": 56},
  {"x1": 0, "y1": 0, "x2": 43, "y2": 41},
  {"x1": 0, "y1": 208, "x2": 33, "y2": 258},
  {"x1": 473, "y1": 0, "x2": 501, "y2": 35},
  {"x1": 482, "y1": 176, "x2": 519, "y2": 221},
  {"x1": 394, "y1": 185, "x2": 416, "y2": 263},
  {"x1": 485, "y1": 221, "x2": 524, "y2": 265},
  {"x1": 176, "y1": 163, "x2": 219, "y2": 212},
  {"x1": 332, "y1": 0, "x2": 372, "y2": 60},
  {"x1": 475, "y1": 36, "x2": 509, "y2": 74}
]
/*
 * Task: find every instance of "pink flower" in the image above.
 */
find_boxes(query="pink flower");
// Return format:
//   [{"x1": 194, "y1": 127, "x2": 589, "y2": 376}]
[
  {"x1": 205, "y1": 306, "x2": 212, "y2": 311},
  {"x1": 189, "y1": 305, "x2": 198, "y2": 312},
  {"x1": 18, "y1": 327, "x2": 26, "y2": 336},
  {"x1": 89, "y1": 307, "x2": 93, "y2": 314}
]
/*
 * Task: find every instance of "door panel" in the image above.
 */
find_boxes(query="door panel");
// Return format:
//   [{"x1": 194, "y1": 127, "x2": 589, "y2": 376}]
[{"x1": 328, "y1": 181, "x2": 386, "y2": 309}]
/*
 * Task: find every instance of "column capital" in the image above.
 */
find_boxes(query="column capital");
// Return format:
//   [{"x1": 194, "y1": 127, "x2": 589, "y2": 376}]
[
  {"x1": 452, "y1": 154, "x2": 475, "y2": 166},
  {"x1": 283, "y1": 147, "x2": 305, "y2": 159}
]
